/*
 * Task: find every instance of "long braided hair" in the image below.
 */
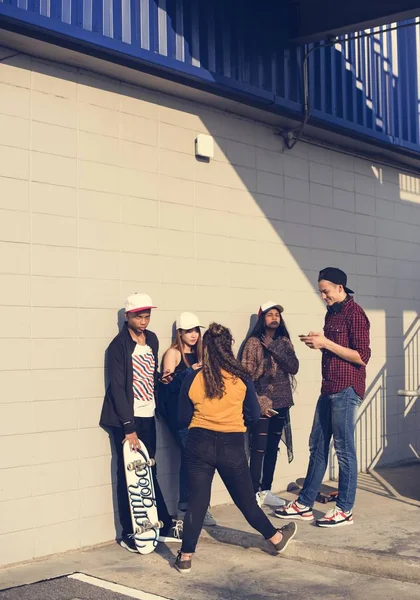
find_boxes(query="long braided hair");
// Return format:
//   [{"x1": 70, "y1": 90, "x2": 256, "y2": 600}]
[{"x1": 202, "y1": 323, "x2": 250, "y2": 399}]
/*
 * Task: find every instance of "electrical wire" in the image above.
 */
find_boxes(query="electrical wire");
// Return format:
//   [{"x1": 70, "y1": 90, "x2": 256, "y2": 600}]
[
  {"x1": 0, "y1": 52, "x2": 20, "y2": 63},
  {"x1": 280, "y1": 19, "x2": 420, "y2": 150}
]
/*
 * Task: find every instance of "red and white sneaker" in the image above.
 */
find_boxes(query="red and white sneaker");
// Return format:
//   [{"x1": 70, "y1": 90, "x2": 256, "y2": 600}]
[
  {"x1": 316, "y1": 507, "x2": 353, "y2": 528},
  {"x1": 274, "y1": 500, "x2": 314, "y2": 521}
]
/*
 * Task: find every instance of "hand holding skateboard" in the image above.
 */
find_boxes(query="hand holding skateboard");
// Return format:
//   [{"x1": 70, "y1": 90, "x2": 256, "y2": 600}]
[{"x1": 124, "y1": 432, "x2": 142, "y2": 452}]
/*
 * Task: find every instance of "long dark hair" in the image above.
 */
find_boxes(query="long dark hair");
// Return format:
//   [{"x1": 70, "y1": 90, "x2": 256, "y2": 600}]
[
  {"x1": 245, "y1": 311, "x2": 297, "y2": 391},
  {"x1": 202, "y1": 323, "x2": 250, "y2": 399},
  {"x1": 247, "y1": 312, "x2": 292, "y2": 342}
]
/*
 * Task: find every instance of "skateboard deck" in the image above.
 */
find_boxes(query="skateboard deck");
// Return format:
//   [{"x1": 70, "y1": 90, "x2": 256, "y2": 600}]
[
  {"x1": 287, "y1": 478, "x2": 339, "y2": 504},
  {"x1": 123, "y1": 439, "x2": 162, "y2": 554}
]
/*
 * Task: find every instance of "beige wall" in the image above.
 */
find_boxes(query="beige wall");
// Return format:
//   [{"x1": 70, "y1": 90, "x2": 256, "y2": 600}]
[{"x1": 0, "y1": 45, "x2": 419, "y2": 567}]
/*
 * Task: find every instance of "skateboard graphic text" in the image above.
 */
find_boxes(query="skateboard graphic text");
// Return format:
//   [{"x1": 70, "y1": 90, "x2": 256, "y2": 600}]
[{"x1": 124, "y1": 441, "x2": 162, "y2": 554}]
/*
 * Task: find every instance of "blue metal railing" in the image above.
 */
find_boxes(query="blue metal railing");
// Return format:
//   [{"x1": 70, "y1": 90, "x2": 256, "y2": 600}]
[{"x1": 0, "y1": 0, "x2": 419, "y2": 153}]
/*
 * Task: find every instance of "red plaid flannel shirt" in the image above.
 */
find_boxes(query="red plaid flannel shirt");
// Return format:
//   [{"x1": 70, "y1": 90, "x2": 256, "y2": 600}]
[{"x1": 321, "y1": 297, "x2": 371, "y2": 399}]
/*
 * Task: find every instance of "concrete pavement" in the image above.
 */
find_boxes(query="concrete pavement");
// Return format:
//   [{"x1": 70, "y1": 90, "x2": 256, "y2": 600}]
[
  {"x1": 1, "y1": 540, "x2": 420, "y2": 600},
  {"x1": 203, "y1": 466, "x2": 420, "y2": 583},
  {"x1": 0, "y1": 464, "x2": 419, "y2": 598}
]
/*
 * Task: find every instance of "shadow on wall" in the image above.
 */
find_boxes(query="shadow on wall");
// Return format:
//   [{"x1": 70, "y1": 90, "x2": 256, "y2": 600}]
[
  {"x1": 329, "y1": 316, "x2": 420, "y2": 501},
  {"x1": 236, "y1": 313, "x2": 258, "y2": 360},
  {"x1": 4, "y1": 48, "x2": 419, "y2": 526},
  {"x1": 103, "y1": 308, "x2": 127, "y2": 537},
  {"x1": 102, "y1": 309, "x2": 183, "y2": 524},
  {"x1": 163, "y1": 2, "x2": 420, "y2": 150}
]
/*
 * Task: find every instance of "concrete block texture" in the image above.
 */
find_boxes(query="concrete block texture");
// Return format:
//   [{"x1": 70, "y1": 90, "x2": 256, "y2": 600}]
[{"x1": 0, "y1": 46, "x2": 418, "y2": 567}]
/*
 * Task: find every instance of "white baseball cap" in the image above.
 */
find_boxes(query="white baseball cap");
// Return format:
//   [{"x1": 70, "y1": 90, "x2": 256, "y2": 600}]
[
  {"x1": 258, "y1": 300, "x2": 284, "y2": 316},
  {"x1": 124, "y1": 293, "x2": 156, "y2": 314},
  {"x1": 176, "y1": 312, "x2": 204, "y2": 330}
]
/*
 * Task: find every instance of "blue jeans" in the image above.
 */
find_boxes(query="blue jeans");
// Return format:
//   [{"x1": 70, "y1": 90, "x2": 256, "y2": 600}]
[{"x1": 299, "y1": 387, "x2": 362, "y2": 513}]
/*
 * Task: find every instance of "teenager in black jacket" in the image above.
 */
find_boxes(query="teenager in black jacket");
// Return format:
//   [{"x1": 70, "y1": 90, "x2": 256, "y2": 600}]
[{"x1": 100, "y1": 293, "x2": 182, "y2": 552}]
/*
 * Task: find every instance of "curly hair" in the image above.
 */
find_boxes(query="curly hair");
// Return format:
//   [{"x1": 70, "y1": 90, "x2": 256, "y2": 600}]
[{"x1": 202, "y1": 323, "x2": 250, "y2": 399}]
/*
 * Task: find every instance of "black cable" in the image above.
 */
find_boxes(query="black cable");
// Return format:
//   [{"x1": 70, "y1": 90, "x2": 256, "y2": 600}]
[
  {"x1": 0, "y1": 52, "x2": 20, "y2": 63},
  {"x1": 279, "y1": 19, "x2": 420, "y2": 149}
]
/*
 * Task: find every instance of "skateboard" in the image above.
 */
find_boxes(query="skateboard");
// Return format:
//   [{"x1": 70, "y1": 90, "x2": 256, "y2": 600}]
[
  {"x1": 123, "y1": 439, "x2": 163, "y2": 554},
  {"x1": 287, "y1": 478, "x2": 339, "y2": 504}
]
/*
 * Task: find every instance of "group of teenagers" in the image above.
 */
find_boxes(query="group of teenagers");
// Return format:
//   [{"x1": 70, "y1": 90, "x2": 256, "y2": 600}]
[{"x1": 100, "y1": 266, "x2": 371, "y2": 574}]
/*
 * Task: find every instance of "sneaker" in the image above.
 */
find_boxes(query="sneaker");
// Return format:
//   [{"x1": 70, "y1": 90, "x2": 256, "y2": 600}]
[
  {"x1": 274, "y1": 499, "x2": 314, "y2": 521},
  {"x1": 174, "y1": 550, "x2": 192, "y2": 574},
  {"x1": 272, "y1": 522, "x2": 297, "y2": 553},
  {"x1": 203, "y1": 509, "x2": 217, "y2": 527},
  {"x1": 316, "y1": 507, "x2": 354, "y2": 528},
  {"x1": 158, "y1": 519, "x2": 183, "y2": 543},
  {"x1": 118, "y1": 535, "x2": 138, "y2": 553},
  {"x1": 259, "y1": 490, "x2": 286, "y2": 508},
  {"x1": 256, "y1": 491, "x2": 263, "y2": 508}
]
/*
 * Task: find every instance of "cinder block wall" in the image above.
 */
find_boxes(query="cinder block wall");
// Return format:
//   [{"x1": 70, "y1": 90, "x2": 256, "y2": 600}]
[{"x1": 0, "y1": 45, "x2": 419, "y2": 566}]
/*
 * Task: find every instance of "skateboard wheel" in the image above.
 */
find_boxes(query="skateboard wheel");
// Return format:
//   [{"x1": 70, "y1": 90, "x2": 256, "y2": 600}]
[
  {"x1": 127, "y1": 462, "x2": 141, "y2": 471},
  {"x1": 135, "y1": 525, "x2": 147, "y2": 534},
  {"x1": 136, "y1": 520, "x2": 163, "y2": 534},
  {"x1": 127, "y1": 458, "x2": 154, "y2": 471}
]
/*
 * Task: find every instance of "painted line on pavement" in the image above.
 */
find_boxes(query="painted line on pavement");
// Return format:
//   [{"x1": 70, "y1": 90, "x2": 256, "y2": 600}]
[{"x1": 68, "y1": 573, "x2": 171, "y2": 600}]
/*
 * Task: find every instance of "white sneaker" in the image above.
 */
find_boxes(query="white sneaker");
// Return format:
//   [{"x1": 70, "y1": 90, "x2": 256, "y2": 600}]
[
  {"x1": 256, "y1": 491, "x2": 263, "y2": 507},
  {"x1": 259, "y1": 490, "x2": 286, "y2": 508},
  {"x1": 158, "y1": 520, "x2": 183, "y2": 543},
  {"x1": 316, "y1": 506, "x2": 354, "y2": 528}
]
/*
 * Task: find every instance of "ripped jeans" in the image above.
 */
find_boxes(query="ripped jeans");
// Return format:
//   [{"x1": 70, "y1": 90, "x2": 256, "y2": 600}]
[{"x1": 249, "y1": 409, "x2": 287, "y2": 493}]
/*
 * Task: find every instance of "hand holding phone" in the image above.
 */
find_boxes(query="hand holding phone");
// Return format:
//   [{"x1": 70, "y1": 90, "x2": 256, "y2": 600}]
[
  {"x1": 266, "y1": 408, "x2": 279, "y2": 416},
  {"x1": 160, "y1": 370, "x2": 174, "y2": 384}
]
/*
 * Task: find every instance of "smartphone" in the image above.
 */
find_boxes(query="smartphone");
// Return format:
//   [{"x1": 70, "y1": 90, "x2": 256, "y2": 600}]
[
  {"x1": 160, "y1": 372, "x2": 174, "y2": 383},
  {"x1": 266, "y1": 408, "x2": 279, "y2": 416}
]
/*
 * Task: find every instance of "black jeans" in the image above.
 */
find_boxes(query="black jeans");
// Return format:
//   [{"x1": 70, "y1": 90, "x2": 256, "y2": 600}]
[
  {"x1": 109, "y1": 417, "x2": 172, "y2": 537},
  {"x1": 249, "y1": 410, "x2": 287, "y2": 493},
  {"x1": 181, "y1": 428, "x2": 277, "y2": 553}
]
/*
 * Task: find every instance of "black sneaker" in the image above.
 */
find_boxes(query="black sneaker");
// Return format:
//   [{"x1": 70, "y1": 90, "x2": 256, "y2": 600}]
[
  {"x1": 118, "y1": 535, "x2": 138, "y2": 553},
  {"x1": 174, "y1": 550, "x2": 192, "y2": 574},
  {"x1": 158, "y1": 519, "x2": 183, "y2": 543},
  {"x1": 272, "y1": 522, "x2": 297, "y2": 554}
]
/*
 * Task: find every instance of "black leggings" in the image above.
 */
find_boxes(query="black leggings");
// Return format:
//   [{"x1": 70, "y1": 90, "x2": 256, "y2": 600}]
[
  {"x1": 249, "y1": 410, "x2": 287, "y2": 493},
  {"x1": 181, "y1": 428, "x2": 277, "y2": 554}
]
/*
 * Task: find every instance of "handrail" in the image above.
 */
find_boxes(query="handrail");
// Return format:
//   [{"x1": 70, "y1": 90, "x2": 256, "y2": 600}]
[{"x1": 397, "y1": 389, "x2": 420, "y2": 397}]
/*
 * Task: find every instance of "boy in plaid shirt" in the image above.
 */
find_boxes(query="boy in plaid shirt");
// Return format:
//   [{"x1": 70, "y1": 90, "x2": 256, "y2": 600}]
[{"x1": 276, "y1": 268, "x2": 370, "y2": 527}]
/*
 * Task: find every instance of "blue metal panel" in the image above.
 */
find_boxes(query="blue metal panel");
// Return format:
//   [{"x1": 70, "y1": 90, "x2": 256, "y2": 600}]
[{"x1": 0, "y1": 0, "x2": 419, "y2": 153}]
